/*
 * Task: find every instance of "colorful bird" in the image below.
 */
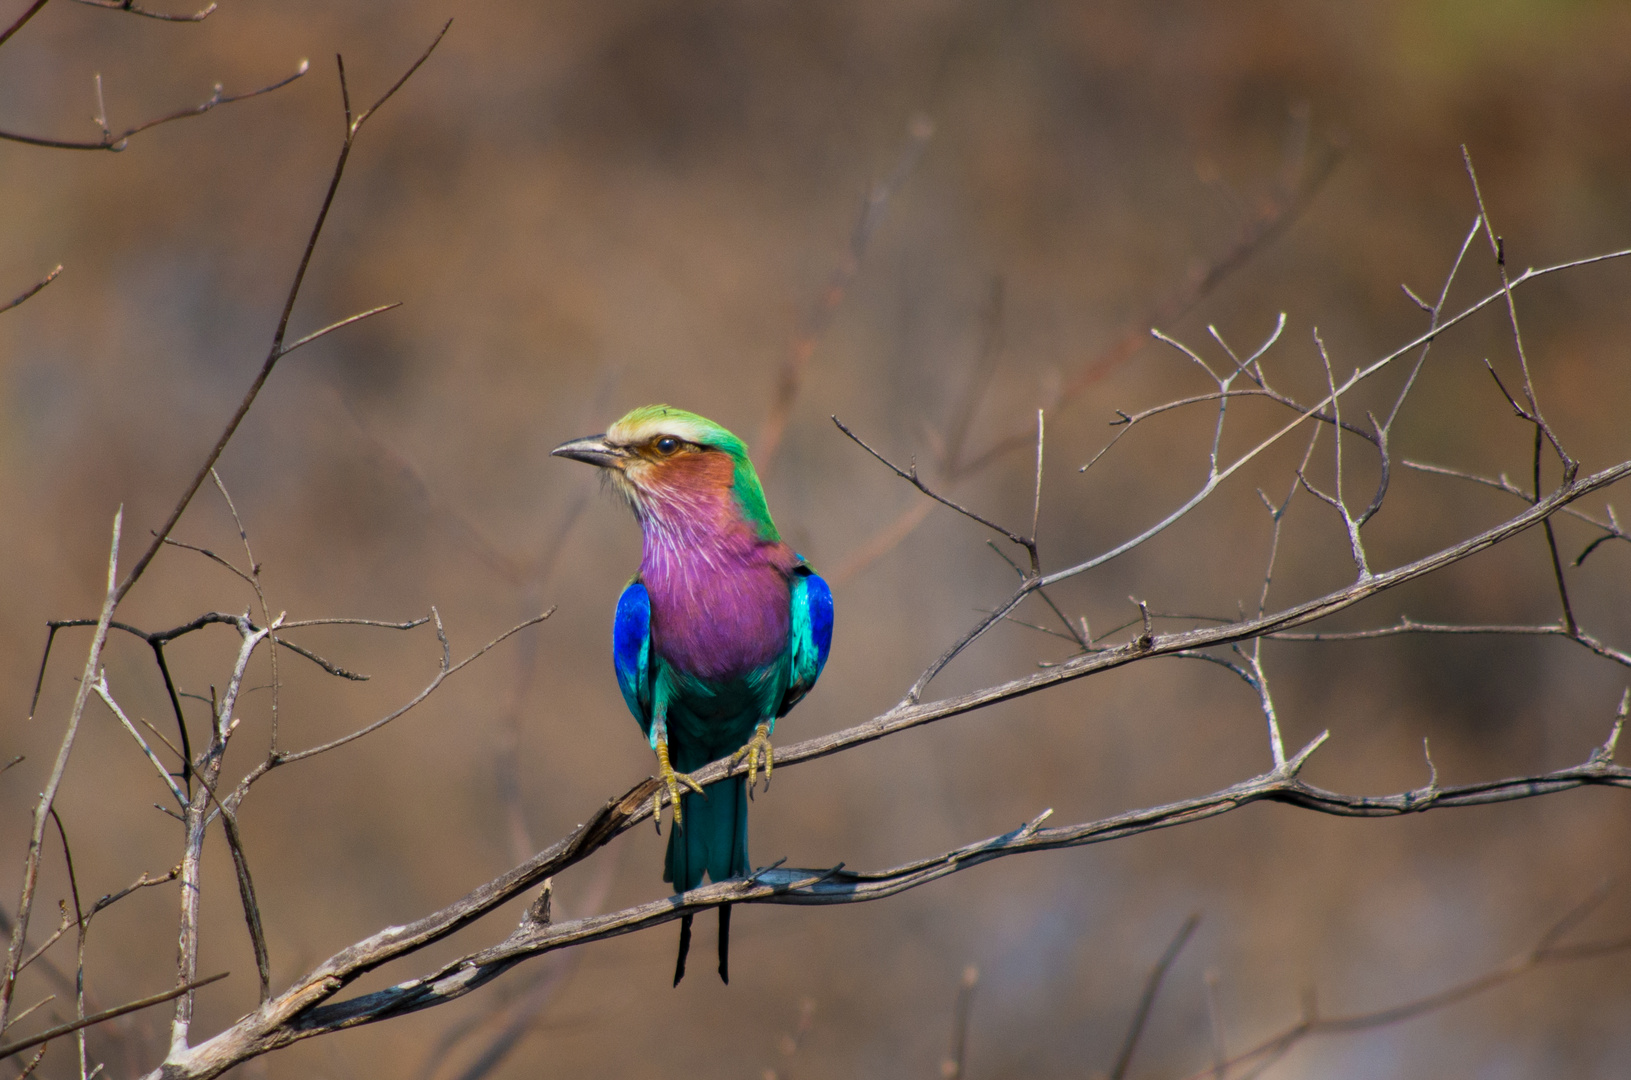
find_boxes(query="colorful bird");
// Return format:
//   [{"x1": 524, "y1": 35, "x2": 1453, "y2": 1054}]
[{"x1": 552, "y1": 405, "x2": 834, "y2": 984}]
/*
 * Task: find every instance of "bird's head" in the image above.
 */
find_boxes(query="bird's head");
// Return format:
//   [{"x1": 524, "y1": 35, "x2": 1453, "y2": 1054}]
[{"x1": 552, "y1": 405, "x2": 780, "y2": 541}]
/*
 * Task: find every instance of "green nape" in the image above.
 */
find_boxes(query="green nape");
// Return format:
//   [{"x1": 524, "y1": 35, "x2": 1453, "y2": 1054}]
[{"x1": 609, "y1": 404, "x2": 781, "y2": 542}]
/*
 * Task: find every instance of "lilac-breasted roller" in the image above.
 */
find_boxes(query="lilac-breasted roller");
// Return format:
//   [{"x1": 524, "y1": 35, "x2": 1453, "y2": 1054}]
[{"x1": 552, "y1": 405, "x2": 834, "y2": 985}]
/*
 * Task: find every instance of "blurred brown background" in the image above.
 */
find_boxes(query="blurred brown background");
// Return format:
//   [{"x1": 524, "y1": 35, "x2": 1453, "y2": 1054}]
[{"x1": 3, "y1": 1, "x2": 1631, "y2": 1077}]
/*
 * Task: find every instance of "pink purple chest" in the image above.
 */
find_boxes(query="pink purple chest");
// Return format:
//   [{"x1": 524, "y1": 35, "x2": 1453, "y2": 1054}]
[{"x1": 641, "y1": 532, "x2": 793, "y2": 681}]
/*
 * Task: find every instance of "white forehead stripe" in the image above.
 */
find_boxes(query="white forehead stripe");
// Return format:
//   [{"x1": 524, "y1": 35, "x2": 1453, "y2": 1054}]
[{"x1": 606, "y1": 411, "x2": 719, "y2": 447}]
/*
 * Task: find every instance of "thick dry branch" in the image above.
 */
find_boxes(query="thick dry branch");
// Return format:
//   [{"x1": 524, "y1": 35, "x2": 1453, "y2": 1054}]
[
  {"x1": 141, "y1": 735, "x2": 1630, "y2": 1080},
  {"x1": 0, "y1": 64, "x2": 307, "y2": 151},
  {"x1": 245, "y1": 725, "x2": 1626, "y2": 1052}
]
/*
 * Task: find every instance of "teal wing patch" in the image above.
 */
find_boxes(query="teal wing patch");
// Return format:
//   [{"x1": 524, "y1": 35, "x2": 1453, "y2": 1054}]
[{"x1": 779, "y1": 567, "x2": 833, "y2": 717}]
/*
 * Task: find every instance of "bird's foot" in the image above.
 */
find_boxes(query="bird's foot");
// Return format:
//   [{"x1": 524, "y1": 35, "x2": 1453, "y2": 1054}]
[
  {"x1": 654, "y1": 738, "x2": 705, "y2": 828},
  {"x1": 736, "y1": 722, "x2": 774, "y2": 794}
]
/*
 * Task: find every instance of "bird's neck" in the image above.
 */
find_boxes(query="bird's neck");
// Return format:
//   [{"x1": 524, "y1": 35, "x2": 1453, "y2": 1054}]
[{"x1": 637, "y1": 506, "x2": 792, "y2": 595}]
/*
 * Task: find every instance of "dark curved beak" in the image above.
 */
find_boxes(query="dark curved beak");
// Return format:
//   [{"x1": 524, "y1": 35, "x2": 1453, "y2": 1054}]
[{"x1": 551, "y1": 434, "x2": 628, "y2": 469}]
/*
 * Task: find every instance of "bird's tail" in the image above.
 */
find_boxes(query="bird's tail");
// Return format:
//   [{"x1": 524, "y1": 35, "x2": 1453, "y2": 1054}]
[
  {"x1": 665, "y1": 772, "x2": 750, "y2": 891},
  {"x1": 666, "y1": 773, "x2": 748, "y2": 985}
]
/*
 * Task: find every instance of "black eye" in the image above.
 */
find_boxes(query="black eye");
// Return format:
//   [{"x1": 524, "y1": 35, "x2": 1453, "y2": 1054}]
[{"x1": 655, "y1": 436, "x2": 680, "y2": 455}]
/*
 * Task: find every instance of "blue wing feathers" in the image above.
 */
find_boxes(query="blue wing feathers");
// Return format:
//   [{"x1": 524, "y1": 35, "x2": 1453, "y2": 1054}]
[
  {"x1": 806, "y1": 572, "x2": 834, "y2": 671},
  {"x1": 612, "y1": 582, "x2": 653, "y2": 737}
]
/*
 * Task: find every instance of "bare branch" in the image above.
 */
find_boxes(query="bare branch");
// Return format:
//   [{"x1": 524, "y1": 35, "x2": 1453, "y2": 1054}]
[
  {"x1": 114, "y1": 24, "x2": 449, "y2": 604},
  {"x1": 0, "y1": 509, "x2": 121, "y2": 1036},
  {"x1": 279, "y1": 615, "x2": 433, "y2": 630},
  {"x1": 71, "y1": 0, "x2": 217, "y2": 22},
  {"x1": 266, "y1": 610, "x2": 551, "y2": 768},
  {"x1": 1180, "y1": 892, "x2": 1631, "y2": 1080},
  {"x1": 249, "y1": 728, "x2": 1623, "y2": 1055},
  {"x1": 0, "y1": 265, "x2": 62, "y2": 315},
  {"x1": 190, "y1": 772, "x2": 270, "y2": 1004},
  {"x1": 0, "y1": 974, "x2": 228, "y2": 1061},
  {"x1": 279, "y1": 302, "x2": 402, "y2": 356},
  {"x1": 0, "y1": 63, "x2": 308, "y2": 151},
  {"x1": 757, "y1": 114, "x2": 934, "y2": 465},
  {"x1": 1384, "y1": 215, "x2": 1482, "y2": 432},
  {"x1": 940, "y1": 965, "x2": 978, "y2": 1080},
  {"x1": 1532, "y1": 428, "x2": 1580, "y2": 636},
  {"x1": 1039, "y1": 249, "x2": 1631, "y2": 594},
  {"x1": 1108, "y1": 914, "x2": 1200, "y2": 1080},
  {"x1": 0, "y1": 0, "x2": 50, "y2": 50},
  {"x1": 1462, "y1": 146, "x2": 1574, "y2": 480},
  {"x1": 833, "y1": 416, "x2": 1036, "y2": 555},
  {"x1": 1402, "y1": 458, "x2": 1625, "y2": 545},
  {"x1": 92, "y1": 675, "x2": 186, "y2": 807}
]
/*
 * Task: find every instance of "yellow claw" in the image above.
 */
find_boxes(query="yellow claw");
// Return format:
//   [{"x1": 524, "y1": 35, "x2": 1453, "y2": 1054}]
[
  {"x1": 737, "y1": 722, "x2": 774, "y2": 793},
  {"x1": 655, "y1": 738, "x2": 705, "y2": 827}
]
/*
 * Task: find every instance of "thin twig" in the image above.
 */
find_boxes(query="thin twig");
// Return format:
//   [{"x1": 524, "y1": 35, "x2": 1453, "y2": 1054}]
[
  {"x1": 757, "y1": 114, "x2": 934, "y2": 466},
  {"x1": 1108, "y1": 914, "x2": 1200, "y2": 1080},
  {"x1": 72, "y1": 0, "x2": 217, "y2": 21},
  {"x1": 0, "y1": 974, "x2": 228, "y2": 1060},
  {"x1": 113, "y1": 24, "x2": 449, "y2": 603},
  {"x1": 268, "y1": 610, "x2": 550, "y2": 768},
  {"x1": 833, "y1": 417, "x2": 1035, "y2": 556},
  {"x1": 1178, "y1": 893, "x2": 1629, "y2": 1080},
  {"x1": 0, "y1": 64, "x2": 307, "y2": 151},
  {"x1": 940, "y1": 965, "x2": 978, "y2": 1080},
  {"x1": 0, "y1": 0, "x2": 51, "y2": 50},
  {"x1": 0, "y1": 510, "x2": 121, "y2": 1037},
  {"x1": 92, "y1": 676, "x2": 186, "y2": 807},
  {"x1": 1462, "y1": 146, "x2": 1574, "y2": 480},
  {"x1": 0, "y1": 266, "x2": 63, "y2": 315}
]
